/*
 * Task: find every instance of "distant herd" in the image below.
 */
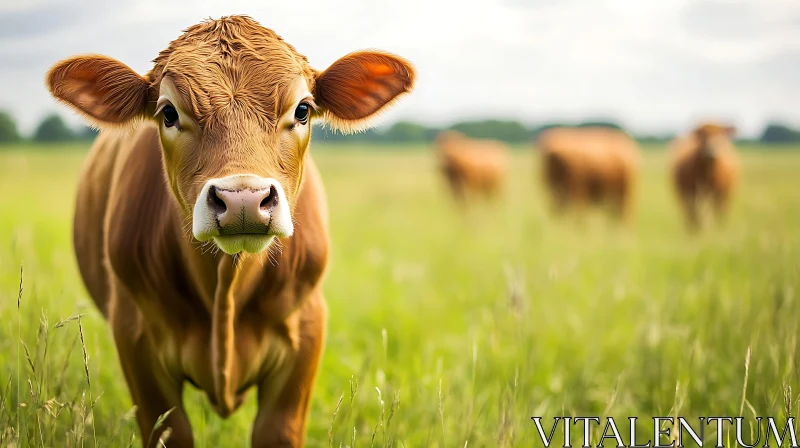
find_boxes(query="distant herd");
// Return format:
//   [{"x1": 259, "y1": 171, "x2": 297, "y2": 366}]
[{"x1": 435, "y1": 122, "x2": 740, "y2": 231}]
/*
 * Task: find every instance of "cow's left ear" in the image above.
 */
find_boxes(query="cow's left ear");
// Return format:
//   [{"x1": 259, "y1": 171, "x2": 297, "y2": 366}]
[
  {"x1": 46, "y1": 55, "x2": 152, "y2": 127},
  {"x1": 313, "y1": 51, "x2": 415, "y2": 133},
  {"x1": 723, "y1": 125, "x2": 737, "y2": 137}
]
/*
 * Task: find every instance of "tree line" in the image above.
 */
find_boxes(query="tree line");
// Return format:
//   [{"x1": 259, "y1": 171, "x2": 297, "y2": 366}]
[
  {"x1": 0, "y1": 112, "x2": 98, "y2": 144},
  {"x1": 1, "y1": 110, "x2": 799, "y2": 145},
  {"x1": 314, "y1": 119, "x2": 800, "y2": 145}
]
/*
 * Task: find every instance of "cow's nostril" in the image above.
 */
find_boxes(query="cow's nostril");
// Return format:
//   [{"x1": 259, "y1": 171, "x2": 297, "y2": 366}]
[
  {"x1": 208, "y1": 186, "x2": 227, "y2": 215},
  {"x1": 260, "y1": 185, "x2": 278, "y2": 210}
]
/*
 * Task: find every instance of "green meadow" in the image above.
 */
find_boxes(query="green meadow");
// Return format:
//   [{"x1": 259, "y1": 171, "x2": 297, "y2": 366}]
[{"x1": 0, "y1": 143, "x2": 799, "y2": 447}]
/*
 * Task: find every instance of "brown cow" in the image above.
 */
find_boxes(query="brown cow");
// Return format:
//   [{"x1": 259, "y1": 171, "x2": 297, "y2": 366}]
[
  {"x1": 536, "y1": 126, "x2": 639, "y2": 223},
  {"x1": 435, "y1": 130, "x2": 510, "y2": 204},
  {"x1": 45, "y1": 16, "x2": 414, "y2": 447},
  {"x1": 671, "y1": 122, "x2": 739, "y2": 231}
]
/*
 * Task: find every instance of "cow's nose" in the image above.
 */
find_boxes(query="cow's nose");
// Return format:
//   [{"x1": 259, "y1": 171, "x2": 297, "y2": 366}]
[
  {"x1": 193, "y1": 174, "x2": 294, "y2": 247},
  {"x1": 209, "y1": 185, "x2": 278, "y2": 233}
]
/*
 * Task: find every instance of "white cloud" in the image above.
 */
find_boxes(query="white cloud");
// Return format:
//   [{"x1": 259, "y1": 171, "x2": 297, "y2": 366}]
[{"x1": 0, "y1": 0, "x2": 797, "y2": 137}]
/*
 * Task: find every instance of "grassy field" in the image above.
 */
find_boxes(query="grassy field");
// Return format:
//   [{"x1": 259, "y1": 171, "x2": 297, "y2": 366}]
[{"x1": 0, "y1": 142, "x2": 799, "y2": 447}]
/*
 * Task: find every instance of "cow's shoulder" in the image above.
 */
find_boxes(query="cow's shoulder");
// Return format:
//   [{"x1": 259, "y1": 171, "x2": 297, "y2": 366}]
[
  {"x1": 288, "y1": 155, "x2": 330, "y2": 287},
  {"x1": 103, "y1": 125, "x2": 189, "y2": 297},
  {"x1": 73, "y1": 129, "x2": 129, "y2": 314}
]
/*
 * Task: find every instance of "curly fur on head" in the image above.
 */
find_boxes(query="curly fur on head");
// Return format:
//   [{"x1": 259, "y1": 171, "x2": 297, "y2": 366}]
[
  {"x1": 146, "y1": 15, "x2": 316, "y2": 132},
  {"x1": 693, "y1": 122, "x2": 736, "y2": 139}
]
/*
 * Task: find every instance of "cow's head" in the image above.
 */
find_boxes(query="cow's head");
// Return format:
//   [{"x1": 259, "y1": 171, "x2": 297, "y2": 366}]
[
  {"x1": 46, "y1": 15, "x2": 414, "y2": 254},
  {"x1": 692, "y1": 123, "x2": 736, "y2": 161}
]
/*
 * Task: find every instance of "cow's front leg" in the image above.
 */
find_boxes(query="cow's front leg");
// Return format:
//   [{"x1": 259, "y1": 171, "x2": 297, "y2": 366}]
[
  {"x1": 251, "y1": 293, "x2": 327, "y2": 448},
  {"x1": 678, "y1": 185, "x2": 700, "y2": 232},
  {"x1": 111, "y1": 303, "x2": 193, "y2": 447},
  {"x1": 712, "y1": 188, "x2": 731, "y2": 226}
]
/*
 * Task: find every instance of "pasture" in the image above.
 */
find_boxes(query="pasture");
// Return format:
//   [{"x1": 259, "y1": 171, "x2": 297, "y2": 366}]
[{"x1": 0, "y1": 142, "x2": 799, "y2": 447}]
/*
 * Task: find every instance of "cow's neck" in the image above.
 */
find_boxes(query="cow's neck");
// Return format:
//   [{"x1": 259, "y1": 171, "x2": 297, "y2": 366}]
[{"x1": 174, "y1": 221, "x2": 275, "y2": 315}]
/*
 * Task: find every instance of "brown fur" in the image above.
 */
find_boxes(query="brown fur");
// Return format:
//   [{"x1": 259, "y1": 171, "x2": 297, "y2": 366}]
[
  {"x1": 536, "y1": 126, "x2": 640, "y2": 223},
  {"x1": 670, "y1": 122, "x2": 739, "y2": 231},
  {"x1": 45, "y1": 15, "x2": 414, "y2": 447},
  {"x1": 435, "y1": 130, "x2": 510, "y2": 204}
]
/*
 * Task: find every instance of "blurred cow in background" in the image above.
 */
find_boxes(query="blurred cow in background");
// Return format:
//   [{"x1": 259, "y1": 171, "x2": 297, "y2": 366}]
[
  {"x1": 435, "y1": 130, "x2": 510, "y2": 205},
  {"x1": 536, "y1": 126, "x2": 640, "y2": 224},
  {"x1": 671, "y1": 122, "x2": 740, "y2": 231}
]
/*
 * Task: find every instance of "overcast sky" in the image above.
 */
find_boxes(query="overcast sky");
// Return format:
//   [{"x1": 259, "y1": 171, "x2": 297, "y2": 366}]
[{"x1": 1, "y1": 0, "x2": 798, "y2": 137}]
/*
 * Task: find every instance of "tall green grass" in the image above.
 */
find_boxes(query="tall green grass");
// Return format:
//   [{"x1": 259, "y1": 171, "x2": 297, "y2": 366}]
[{"x1": 0, "y1": 143, "x2": 798, "y2": 447}]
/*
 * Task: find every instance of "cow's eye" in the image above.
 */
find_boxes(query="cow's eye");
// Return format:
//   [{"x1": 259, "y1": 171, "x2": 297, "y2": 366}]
[
  {"x1": 163, "y1": 105, "x2": 179, "y2": 128},
  {"x1": 294, "y1": 103, "x2": 310, "y2": 125}
]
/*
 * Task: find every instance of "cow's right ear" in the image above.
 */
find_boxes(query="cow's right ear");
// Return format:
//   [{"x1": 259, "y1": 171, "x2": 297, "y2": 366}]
[
  {"x1": 46, "y1": 55, "x2": 152, "y2": 126},
  {"x1": 312, "y1": 51, "x2": 415, "y2": 134}
]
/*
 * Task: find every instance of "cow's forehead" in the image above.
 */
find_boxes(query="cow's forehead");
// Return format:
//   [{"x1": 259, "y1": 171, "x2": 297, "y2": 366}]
[
  {"x1": 695, "y1": 123, "x2": 727, "y2": 136},
  {"x1": 148, "y1": 16, "x2": 315, "y2": 129}
]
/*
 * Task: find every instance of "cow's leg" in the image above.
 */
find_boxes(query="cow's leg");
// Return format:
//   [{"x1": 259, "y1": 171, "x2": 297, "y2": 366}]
[
  {"x1": 483, "y1": 182, "x2": 504, "y2": 209},
  {"x1": 448, "y1": 175, "x2": 466, "y2": 206},
  {"x1": 545, "y1": 168, "x2": 569, "y2": 218},
  {"x1": 712, "y1": 189, "x2": 730, "y2": 226},
  {"x1": 551, "y1": 186, "x2": 569, "y2": 217},
  {"x1": 483, "y1": 182, "x2": 496, "y2": 202},
  {"x1": 251, "y1": 294, "x2": 327, "y2": 448},
  {"x1": 111, "y1": 302, "x2": 193, "y2": 447},
  {"x1": 679, "y1": 187, "x2": 700, "y2": 232},
  {"x1": 614, "y1": 175, "x2": 634, "y2": 225},
  {"x1": 570, "y1": 183, "x2": 589, "y2": 228}
]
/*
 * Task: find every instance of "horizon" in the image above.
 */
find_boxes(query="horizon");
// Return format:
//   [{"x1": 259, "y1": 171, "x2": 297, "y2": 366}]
[{"x1": 5, "y1": 112, "x2": 790, "y2": 142}]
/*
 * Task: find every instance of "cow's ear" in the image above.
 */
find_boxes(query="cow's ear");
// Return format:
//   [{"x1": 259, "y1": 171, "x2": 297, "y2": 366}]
[
  {"x1": 46, "y1": 55, "x2": 152, "y2": 126},
  {"x1": 313, "y1": 51, "x2": 415, "y2": 133},
  {"x1": 723, "y1": 125, "x2": 737, "y2": 137}
]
